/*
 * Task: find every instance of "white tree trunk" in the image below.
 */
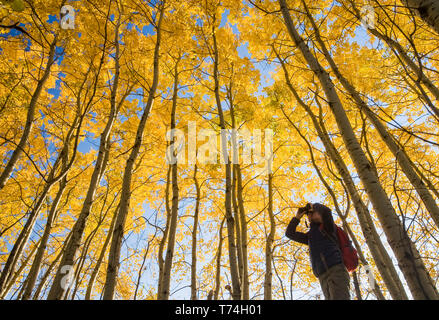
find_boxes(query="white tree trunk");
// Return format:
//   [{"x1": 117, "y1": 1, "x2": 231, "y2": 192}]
[
  {"x1": 212, "y1": 21, "x2": 241, "y2": 300},
  {"x1": 158, "y1": 57, "x2": 180, "y2": 300},
  {"x1": 401, "y1": 0, "x2": 439, "y2": 34}
]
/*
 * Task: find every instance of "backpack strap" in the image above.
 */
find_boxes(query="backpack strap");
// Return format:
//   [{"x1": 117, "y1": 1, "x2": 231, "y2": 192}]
[{"x1": 320, "y1": 223, "x2": 342, "y2": 251}]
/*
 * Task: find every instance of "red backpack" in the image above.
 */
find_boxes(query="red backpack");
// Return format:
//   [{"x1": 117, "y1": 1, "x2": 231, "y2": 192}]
[
  {"x1": 320, "y1": 224, "x2": 359, "y2": 272},
  {"x1": 335, "y1": 225, "x2": 359, "y2": 272}
]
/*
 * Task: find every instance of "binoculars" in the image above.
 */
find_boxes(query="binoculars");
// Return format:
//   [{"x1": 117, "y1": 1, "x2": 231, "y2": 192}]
[{"x1": 298, "y1": 203, "x2": 313, "y2": 214}]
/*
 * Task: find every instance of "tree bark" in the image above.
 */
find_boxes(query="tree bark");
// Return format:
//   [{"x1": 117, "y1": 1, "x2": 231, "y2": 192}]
[
  {"x1": 352, "y1": 271, "x2": 363, "y2": 300},
  {"x1": 401, "y1": 0, "x2": 439, "y2": 34},
  {"x1": 214, "y1": 218, "x2": 225, "y2": 300},
  {"x1": 232, "y1": 165, "x2": 244, "y2": 288},
  {"x1": 234, "y1": 165, "x2": 249, "y2": 299},
  {"x1": 190, "y1": 164, "x2": 201, "y2": 300},
  {"x1": 264, "y1": 172, "x2": 275, "y2": 300},
  {"x1": 229, "y1": 96, "x2": 249, "y2": 299},
  {"x1": 157, "y1": 166, "x2": 171, "y2": 298},
  {"x1": 158, "y1": 56, "x2": 180, "y2": 300}
]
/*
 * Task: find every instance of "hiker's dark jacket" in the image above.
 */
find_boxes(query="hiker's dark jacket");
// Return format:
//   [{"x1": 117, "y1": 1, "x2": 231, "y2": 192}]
[{"x1": 285, "y1": 216, "x2": 343, "y2": 277}]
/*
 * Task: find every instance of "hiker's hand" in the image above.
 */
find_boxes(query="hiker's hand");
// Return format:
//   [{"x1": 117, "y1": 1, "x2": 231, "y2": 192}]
[{"x1": 295, "y1": 208, "x2": 305, "y2": 220}]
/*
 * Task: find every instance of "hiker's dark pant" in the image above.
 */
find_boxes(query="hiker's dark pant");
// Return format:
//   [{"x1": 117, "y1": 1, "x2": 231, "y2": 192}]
[{"x1": 318, "y1": 263, "x2": 350, "y2": 300}]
